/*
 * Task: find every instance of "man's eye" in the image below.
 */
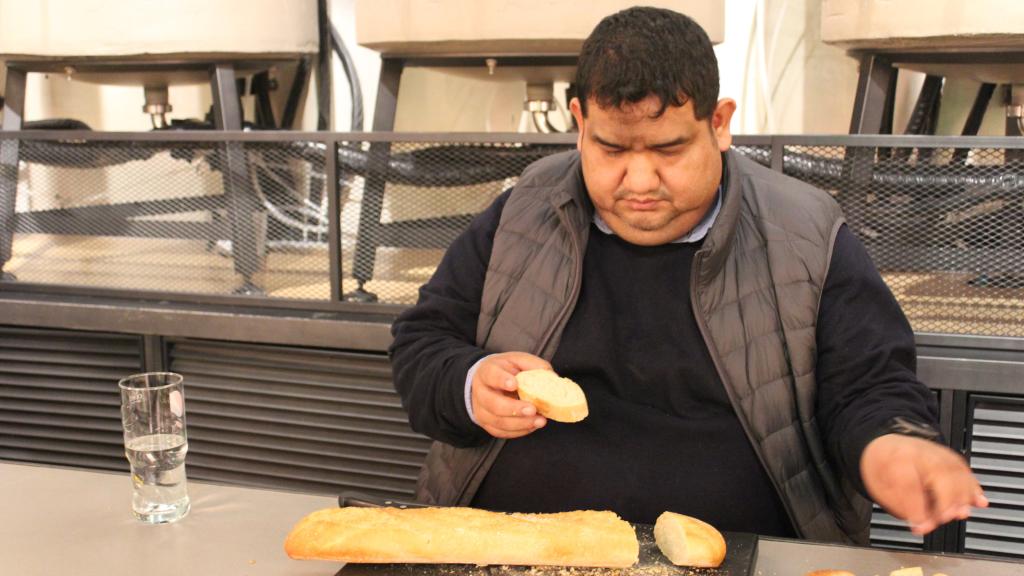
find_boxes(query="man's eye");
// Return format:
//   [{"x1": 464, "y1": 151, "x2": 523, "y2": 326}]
[{"x1": 604, "y1": 147, "x2": 624, "y2": 156}]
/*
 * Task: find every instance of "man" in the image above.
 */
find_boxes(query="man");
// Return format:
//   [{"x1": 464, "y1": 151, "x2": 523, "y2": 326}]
[{"x1": 389, "y1": 7, "x2": 986, "y2": 544}]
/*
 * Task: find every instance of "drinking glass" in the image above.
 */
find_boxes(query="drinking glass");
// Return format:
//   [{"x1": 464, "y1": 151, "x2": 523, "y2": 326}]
[{"x1": 118, "y1": 372, "x2": 190, "y2": 523}]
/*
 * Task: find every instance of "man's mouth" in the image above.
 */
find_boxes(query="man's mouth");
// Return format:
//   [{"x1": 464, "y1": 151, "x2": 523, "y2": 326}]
[{"x1": 624, "y1": 198, "x2": 662, "y2": 211}]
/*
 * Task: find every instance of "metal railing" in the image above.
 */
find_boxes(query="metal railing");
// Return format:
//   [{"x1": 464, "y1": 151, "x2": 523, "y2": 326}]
[{"x1": 1, "y1": 131, "x2": 1022, "y2": 337}]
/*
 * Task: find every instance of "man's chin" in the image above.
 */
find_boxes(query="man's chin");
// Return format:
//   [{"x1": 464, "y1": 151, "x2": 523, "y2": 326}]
[
  {"x1": 607, "y1": 220, "x2": 672, "y2": 244},
  {"x1": 620, "y1": 214, "x2": 672, "y2": 233},
  {"x1": 615, "y1": 228, "x2": 677, "y2": 246}
]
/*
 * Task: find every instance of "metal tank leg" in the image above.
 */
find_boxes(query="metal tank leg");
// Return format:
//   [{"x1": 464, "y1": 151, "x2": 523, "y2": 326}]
[
  {"x1": 346, "y1": 58, "x2": 403, "y2": 303},
  {"x1": 211, "y1": 64, "x2": 264, "y2": 295},
  {"x1": 0, "y1": 67, "x2": 27, "y2": 281}
]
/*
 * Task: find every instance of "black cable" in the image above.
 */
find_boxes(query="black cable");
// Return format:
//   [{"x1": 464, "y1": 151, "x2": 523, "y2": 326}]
[{"x1": 329, "y1": 19, "x2": 364, "y2": 131}]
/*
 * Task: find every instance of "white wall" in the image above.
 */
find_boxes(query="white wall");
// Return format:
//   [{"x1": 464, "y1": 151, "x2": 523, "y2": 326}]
[
  {"x1": 328, "y1": 0, "x2": 380, "y2": 131},
  {"x1": 715, "y1": 0, "x2": 858, "y2": 134}
]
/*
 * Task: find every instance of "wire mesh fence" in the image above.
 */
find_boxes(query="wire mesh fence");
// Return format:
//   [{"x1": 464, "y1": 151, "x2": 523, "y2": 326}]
[
  {"x1": 785, "y1": 144, "x2": 1024, "y2": 337},
  {"x1": 338, "y1": 140, "x2": 571, "y2": 303},
  {"x1": 1, "y1": 132, "x2": 1022, "y2": 337},
  {"x1": 5, "y1": 138, "x2": 328, "y2": 298}
]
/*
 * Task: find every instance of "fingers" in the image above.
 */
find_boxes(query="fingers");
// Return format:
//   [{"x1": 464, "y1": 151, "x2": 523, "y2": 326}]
[
  {"x1": 473, "y1": 387, "x2": 547, "y2": 438},
  {"x1": 476, "y1": 352, "x2": 552, "y2": 394},
  {"x1": 471, "y1": 352, "x2": 550, "y2": 439},
  {"x1": 490, "y1": 352, "x2": 554, "y2": 385},
  {"x1": 925, "y1": 450, "x2": 986, "y2": 527},
  {"x1": 862, "y1": 434, "x2": 987, "y2": 535},
  {"x1": 973, "y1": 490, "x2": 990, "y2": 509}
]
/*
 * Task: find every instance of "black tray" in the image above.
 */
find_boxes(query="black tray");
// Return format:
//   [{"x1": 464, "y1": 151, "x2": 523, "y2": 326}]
[{"x1": 334, "y1": 492, "x2": 758, "y2": 576}]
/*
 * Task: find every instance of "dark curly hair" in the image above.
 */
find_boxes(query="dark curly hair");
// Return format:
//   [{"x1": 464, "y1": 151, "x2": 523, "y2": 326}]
[{"x1": 575, "y1": 6, "x2": 719, "y2": 120}]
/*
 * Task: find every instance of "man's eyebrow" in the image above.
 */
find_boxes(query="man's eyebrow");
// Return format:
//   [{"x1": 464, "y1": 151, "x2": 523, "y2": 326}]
[
  {"x1": 650, "y1": 137, "x2": 688, "y2": 149},
  {"x1": 592, "y1": 134, "x2": 626, "y2": 149}
]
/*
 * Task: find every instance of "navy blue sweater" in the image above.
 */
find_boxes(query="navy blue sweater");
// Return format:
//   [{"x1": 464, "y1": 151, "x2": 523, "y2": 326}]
[{"x1": 389, "y1": 187, "x2": 938, "y2": 534}]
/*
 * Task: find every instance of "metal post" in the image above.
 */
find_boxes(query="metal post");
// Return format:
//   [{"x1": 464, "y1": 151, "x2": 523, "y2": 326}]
[
  {"x1": 904, "y1": 76, "x2": 945, "y2": 136},
  {"x1": 316, "y1": 0, "x2": 333, "y2": 131},
  {"x1": 371, "y1": 58, "x2": 402, "y2": 133},
  {"x1": 281, "y1": 58, "x2": 311, "y2": 130},
  {"x1": 326, "y1": 138, "x2": 342, "y2": 301},
  {"x1": 949, "y1": 390, "x2": 971, "y2": 553},
  {"x1": 921, "y1": 388, "x2": 958, "y2": 553},
  {"x1": 211, "y1": 64, "x2": 263, "y2": 295},
  {"x1": 849, "y1": 54, "x2": 896, "y2": 134},
  {"x1": 769, "y1": 137, "x2": 784, "y2": 173},
  {"x1": 250, "y1": 71, "x2": 277, "y2": 129},
  {"x1": 142, "y1": 335, "x2": 166, "y2": 372},
  {"x1": 950, "y1": 83, "x2": 996, "y2": 165},
  {"x1": 346, "y1": 57, "x2": 403, "y2": 302},
  {"x1": 1006, "y1": 85, "x2": 1024, "y2": 162},
  {"x1": 0, "y1": 67, "x2": 27, "y2": 281}
]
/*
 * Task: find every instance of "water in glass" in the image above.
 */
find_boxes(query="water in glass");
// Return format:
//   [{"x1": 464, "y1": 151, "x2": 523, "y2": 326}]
[{"x1": 125, "y1": 432, "x2": 190, "y2": 523}]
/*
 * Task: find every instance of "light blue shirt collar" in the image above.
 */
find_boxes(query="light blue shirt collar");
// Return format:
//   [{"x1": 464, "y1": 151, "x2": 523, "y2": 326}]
[{"x1": 592, "y1": 187, "x2": 722, "y2": 244}]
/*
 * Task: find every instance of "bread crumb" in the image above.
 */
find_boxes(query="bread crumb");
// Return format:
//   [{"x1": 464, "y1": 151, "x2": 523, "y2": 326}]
[{"x1": 889, "y1": 568, "x2": 923, "y2": 576}]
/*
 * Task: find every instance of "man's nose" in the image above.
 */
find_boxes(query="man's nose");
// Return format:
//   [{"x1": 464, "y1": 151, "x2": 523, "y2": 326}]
[{"x1": 622, "y1": 155, "x2": 661, "y2": 195}]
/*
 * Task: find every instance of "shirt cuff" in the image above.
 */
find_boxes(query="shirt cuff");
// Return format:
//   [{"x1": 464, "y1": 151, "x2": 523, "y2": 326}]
[{"x1": 464, "y1": 355, "x2": 493, "y2": 426}]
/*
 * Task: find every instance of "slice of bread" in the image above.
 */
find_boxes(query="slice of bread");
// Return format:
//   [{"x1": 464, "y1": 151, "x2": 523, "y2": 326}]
[
  {"x1": 514, "y1": 369, "x2": 588, "y2": 423},
  {"x1": 653, "y1": 511, "x2": 727, "y2": 568}
]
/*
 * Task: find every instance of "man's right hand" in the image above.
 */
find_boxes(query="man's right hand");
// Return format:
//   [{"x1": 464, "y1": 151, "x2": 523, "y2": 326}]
[{"x1": 471, "y1": 352, "x2": 550, "y2": 439}]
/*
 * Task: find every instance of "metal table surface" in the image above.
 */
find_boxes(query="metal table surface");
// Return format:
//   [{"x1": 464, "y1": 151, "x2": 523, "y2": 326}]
[
  {"x1": 2, "y1": 461, "x2": 1021, "y2": 576},
  {"x1": 0, "y1": 461, "x2": 337, "y2": 576},
  {"x1": 754, "y1": 537, "x2": 1023, "y2": 576}
]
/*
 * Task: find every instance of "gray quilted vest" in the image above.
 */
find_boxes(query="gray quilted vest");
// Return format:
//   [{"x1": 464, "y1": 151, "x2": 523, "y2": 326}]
[{"x1": 415, "y1": 149, "x2": 872, "y2": 545}]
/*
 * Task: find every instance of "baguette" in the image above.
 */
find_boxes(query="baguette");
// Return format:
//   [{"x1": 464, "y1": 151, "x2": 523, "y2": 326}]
[
  {"x1": 653, "y1": 511, "x2": 726, "y2": 568},
  {"x1": 284, "y1": 506, "x2": 639, "y2": 568},
  {"x1": 515, "y1": 369, "x2": 589, "y2": 422}
]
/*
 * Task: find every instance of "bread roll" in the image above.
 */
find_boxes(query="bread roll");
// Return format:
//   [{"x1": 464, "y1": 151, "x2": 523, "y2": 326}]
[
  {"x1": 515, "y1": 369, "x2": 588, "y2": 422},
  {"x1": 653, "y1": 511, "x2": 726, "y2": 568},
  {"x1": 285, "y1": 506, "x2": 639, "y2": 568}
]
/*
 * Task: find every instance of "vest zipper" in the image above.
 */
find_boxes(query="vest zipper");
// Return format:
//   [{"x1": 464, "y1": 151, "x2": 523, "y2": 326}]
[
  {"x1": 456, "y1": 203, "x2": 583, "y2": 505},
  {"x1": 688, "y1": 251, "x2": 803, "y2": 536},
  {"x1": 536, "y1": 205, "x2": 584, "y2": 357}
]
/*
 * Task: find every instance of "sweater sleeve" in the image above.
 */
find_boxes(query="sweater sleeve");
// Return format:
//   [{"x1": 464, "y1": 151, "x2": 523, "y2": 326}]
[
  {"x1": 815, "y1": 224, "x2": 941, "y2": 496},
  {"x1": 387, "y1": 190, "x2": 511, "y2": 447}
]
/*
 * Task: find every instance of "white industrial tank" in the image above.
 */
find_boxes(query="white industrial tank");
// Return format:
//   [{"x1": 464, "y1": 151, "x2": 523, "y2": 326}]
[
  {"x1": 356, "y1": 0, "x2": 723, "y2": 84},
  {"x1": 354, "y1": 0, "x2": 725, "y2": 132},
  {"x1": 0, "y1": 0, "x2": 318, "y2": 86},
  {"x1": 822, "y1": 0, "x2": 1024, "y2": 84}
]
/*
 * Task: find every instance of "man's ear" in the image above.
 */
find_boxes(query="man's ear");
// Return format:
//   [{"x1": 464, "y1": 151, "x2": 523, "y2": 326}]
[
  {"x1": 569, "y1": 97, "x2": 585, "y2": 149},
  {"x1": 710, "y1": 98, "x2": 737, "y2": 151}
]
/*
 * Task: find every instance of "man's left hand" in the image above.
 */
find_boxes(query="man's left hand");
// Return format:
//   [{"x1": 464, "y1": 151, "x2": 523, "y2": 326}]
[{"x1": 860, "y1": 434, "x2": 988, "y2": 535}]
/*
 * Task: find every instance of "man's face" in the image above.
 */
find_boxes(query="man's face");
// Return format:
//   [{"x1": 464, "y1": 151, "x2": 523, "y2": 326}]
[{"x1": 570, "y1": 95, "x2": 736, "y2": 246}]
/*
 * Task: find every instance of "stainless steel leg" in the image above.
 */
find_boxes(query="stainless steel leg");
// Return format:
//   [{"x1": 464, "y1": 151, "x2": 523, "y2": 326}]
[
  {"x1": 211, "y1": 63, "x2": 264, "y2": 295},
  {"x1": 0, "y1": 67, "x2": 27, "y2": 281}
]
